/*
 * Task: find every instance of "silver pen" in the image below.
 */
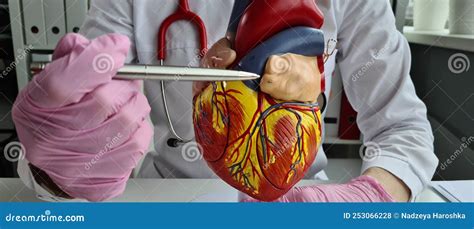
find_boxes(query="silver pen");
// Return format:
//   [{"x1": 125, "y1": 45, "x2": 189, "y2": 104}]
[{"x1": 30, "y1": 62, "x2": 260, "y2": 81}]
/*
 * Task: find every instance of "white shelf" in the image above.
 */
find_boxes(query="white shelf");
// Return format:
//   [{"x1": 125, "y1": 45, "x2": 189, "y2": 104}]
[{"x1": 403, "y1": 26, "x2": 474, "y2": 52}]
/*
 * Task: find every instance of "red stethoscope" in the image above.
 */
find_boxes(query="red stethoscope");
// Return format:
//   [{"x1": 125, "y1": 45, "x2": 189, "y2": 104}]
[{"x1": 157, "y1": 0, "x2": 208, "y2": 147}]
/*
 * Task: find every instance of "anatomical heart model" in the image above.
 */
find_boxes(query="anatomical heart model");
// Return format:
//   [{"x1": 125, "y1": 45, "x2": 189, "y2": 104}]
[{"x1": 193, "y1": 0, "x2": 326, "y2": 201}]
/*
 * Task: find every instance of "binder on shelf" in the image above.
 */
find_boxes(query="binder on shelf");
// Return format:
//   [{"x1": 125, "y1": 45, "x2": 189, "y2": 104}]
[
  {"x1": 21, "y1": 0, "x2": 47, "y2": 47},
  {"x1": 338, "y1": 91, "x2": 361, "y2": 140},
  {"x1": 65, "y1": 0, "x2": 89, "y2": 33},
  {"x1": 43, "y1": 0, "x2": 66, "y2": 46}
]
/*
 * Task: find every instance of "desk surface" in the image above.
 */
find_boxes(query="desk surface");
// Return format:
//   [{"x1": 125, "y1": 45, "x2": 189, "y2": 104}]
[{"x1": 0, "y1": 178, "x2": 447, "y2": 202}]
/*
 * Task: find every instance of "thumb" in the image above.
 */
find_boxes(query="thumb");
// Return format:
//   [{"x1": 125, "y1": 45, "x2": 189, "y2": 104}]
[
  {"x1": 51, "y1": 33, "x2": 90, "y2": 61},
  {"x1": 213, "y1": 49, "x2": 237, "y2": 68},
  {"x1": 201, "y1": 38, "x2": 236, "y2": 69},
  {"x1": 192, "y1": 82, "x2": 211, "y2": 97},
  {"x1": 28, "y1": 34, "x2": 131, "y2": 108}
]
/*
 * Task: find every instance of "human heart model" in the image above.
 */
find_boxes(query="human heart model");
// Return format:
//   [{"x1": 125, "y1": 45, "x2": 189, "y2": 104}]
[{"x1": 193, "y1": 0, "x2": 326, "y2": 201}]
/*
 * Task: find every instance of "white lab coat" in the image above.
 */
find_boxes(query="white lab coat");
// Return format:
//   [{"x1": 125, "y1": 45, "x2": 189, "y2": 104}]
[{"x1": 18, "y1": 0, "x2": 438, "y2": 201}]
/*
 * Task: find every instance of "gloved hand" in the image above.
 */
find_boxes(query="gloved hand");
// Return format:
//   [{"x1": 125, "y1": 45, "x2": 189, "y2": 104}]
[
  {"x1": 241, "y1": 176, "x2": 395, "y2": 202},
  {"x1": 194, "y1": 37, "x2": 321, "y2": 103},
  {"x1": 12, "y1": 33, "x2": 153, "y2": 202}
]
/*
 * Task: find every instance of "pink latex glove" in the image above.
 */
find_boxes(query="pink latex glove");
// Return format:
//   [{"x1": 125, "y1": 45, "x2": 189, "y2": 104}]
[
  {"x1": 242, "y1": 176, "x2": 395, "y2": 202},
  {"x1": 12, "y1": 33, "x2": 153, "y2": 201}
]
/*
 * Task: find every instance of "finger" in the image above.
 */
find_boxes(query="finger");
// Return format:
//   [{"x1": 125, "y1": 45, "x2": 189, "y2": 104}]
[
  {"x1": 201, "y1": 37, "x2": 236, "y2": 69},
  {"x1": 29, "y1": 34, "x2": 131, "y2": 108},
  {"x1": 274, "y1": 187, "x2": 306, "y2": 202},
  {"x1": 59, "y1": 92, "x2": 151, "y2": 154},
  {"x1": 211, "y1": 56, "x2": 224, "y2": 67},
  {"x1": 192, "y1": 82, "x2": 211, "y2": 97},
  {"x1": 52, "y1": 33, "x2": 90, "y2": 61},
  {"x1": 212, "y1": 49, "x2": 237, "y2": 69},
  {"x1": 56, "y1": 80, "x2": 139, "y2": 130},
  {"x1": 200, "y1": 55, "x2": 211, "y2": 68},
  {"x1": 94, "y1": 119, "x2": 153, "y2": 178}
]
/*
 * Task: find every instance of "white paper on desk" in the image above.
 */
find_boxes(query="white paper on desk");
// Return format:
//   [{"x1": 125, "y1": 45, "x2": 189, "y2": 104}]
[{"x1": 431, "y1": 180, "x2": 474, "y2": 202}]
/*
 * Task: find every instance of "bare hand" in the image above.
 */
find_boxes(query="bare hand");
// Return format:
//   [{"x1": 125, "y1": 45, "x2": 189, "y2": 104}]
[{"x1": 194, "y1": 38, "x2": 236, "y2": 97}]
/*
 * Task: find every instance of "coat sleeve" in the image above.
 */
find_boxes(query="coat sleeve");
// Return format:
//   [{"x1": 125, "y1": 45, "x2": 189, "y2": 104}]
[
  {"x1": 17, "y1": 0, "x2": 137, "y2": 201},
  {"x1": 80, "y1": 0, "x2": 137, "y2": 63},
  {"x1": 335, "y1": 0, "x2": 438, "y2": 199}
]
